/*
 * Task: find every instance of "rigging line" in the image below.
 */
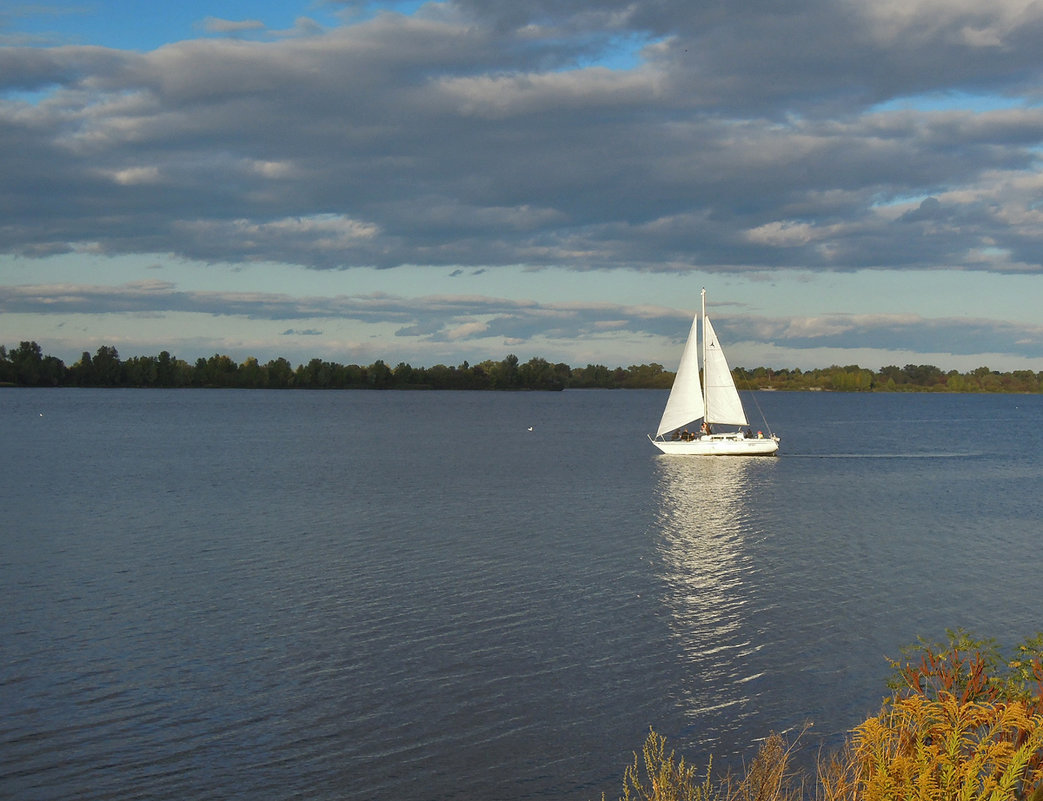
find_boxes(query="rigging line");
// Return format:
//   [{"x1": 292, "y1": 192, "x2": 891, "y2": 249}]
[{"x1": 735, "y1": 367, "x2": 774, "y2": 437}]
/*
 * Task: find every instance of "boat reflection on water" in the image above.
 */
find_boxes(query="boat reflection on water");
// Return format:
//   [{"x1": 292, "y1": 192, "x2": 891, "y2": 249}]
[{"x1": 651, "y1": 455, "x2": 778, "y2": 757}]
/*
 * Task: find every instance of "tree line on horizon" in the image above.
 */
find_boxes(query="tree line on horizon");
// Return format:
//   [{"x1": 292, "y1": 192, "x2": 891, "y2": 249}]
[{"x1": 1, "y1": 340, "x2": 1041, "y2": 393}]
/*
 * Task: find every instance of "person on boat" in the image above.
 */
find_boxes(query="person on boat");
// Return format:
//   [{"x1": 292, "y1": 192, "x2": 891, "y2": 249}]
[
  {"x1": 681, "y1": 428, "x2": 691, "y2": 441},
  {"x1": 745, "y1": 428, "x2": 753, "y2": 438},
  {"x1": 700, "y1": 421, "x2": 712, "y2": 435}
]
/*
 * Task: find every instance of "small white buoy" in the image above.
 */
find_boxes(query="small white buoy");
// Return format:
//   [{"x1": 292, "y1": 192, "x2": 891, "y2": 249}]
[{"x1": 527, "y1": 426, "x2": 533, "y2": 431}]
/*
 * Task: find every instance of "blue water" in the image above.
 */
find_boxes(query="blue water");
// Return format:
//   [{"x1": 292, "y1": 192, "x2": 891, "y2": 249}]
[{"x1": 2, "y1": 389, "x2": 1041, "y2": 800}]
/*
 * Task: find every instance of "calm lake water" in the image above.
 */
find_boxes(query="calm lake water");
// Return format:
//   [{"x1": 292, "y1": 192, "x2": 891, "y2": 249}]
[{"x1": 2, "y1": 388, "x2": 1041, "y2": 800}]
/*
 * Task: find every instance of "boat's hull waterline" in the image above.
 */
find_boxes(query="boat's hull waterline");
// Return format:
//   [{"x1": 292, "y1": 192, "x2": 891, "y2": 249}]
[{"x1": 649, "y1": 433, "x2": 780, "y2": 456}]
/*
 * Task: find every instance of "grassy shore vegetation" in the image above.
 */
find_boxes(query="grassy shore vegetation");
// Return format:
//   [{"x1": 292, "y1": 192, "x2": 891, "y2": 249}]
[
  {"x1": 606, "y1": 631, "x2": 1043, "y2": 801},
  {"x1": 3, "y1": 341, "x2": 1042, "y2": 392}
]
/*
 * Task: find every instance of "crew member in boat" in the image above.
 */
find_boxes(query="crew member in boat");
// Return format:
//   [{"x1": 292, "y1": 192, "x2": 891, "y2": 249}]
[{"x1": 700, "y1": 421, "x2": 712, "y2": 435}]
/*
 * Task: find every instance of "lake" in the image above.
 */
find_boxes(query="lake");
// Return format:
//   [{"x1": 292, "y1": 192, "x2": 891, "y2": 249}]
[{"x1": 2, "y1": 388, "x2": 1041, "y2": 800}]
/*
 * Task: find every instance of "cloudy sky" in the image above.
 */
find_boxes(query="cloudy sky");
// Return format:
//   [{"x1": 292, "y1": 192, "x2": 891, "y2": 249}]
[{"x1": 2, "y1": 0, "x2": 1043, "y2": 371}]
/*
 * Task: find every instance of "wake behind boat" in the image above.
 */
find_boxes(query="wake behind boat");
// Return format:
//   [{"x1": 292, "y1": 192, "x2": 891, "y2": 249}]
[{"x1": 649, "y1": 289, "x2": 780, "y2": 456}]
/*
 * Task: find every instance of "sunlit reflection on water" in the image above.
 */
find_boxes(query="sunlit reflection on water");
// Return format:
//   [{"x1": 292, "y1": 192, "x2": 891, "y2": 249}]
[{"x1": 651, "y1": 457, "x2": 779, "y2": 750}]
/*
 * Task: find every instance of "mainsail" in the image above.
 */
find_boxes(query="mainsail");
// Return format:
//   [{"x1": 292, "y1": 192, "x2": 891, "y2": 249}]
[
  {"x1": 656, "y1": 314, "x2": 704, "y2": 437},
  {"x1": 703, "y1": 316, "x2": 748, "y2": 426}
]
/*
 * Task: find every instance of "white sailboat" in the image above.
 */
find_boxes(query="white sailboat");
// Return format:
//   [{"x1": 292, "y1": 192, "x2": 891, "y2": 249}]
[{"x1": 649, "y1": 289, "x2": 780, "y2": 456}]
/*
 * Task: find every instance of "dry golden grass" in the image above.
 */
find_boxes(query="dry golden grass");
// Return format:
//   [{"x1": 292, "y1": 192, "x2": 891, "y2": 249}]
[
  {"x1": 615, "y1": 728, "x2": 719, "y2": 801},
  {"x1": 610, "y1": 729, "x2": 804, "y2": 801},
  {"x1": 721, "y1": 731, "x2": 806, "y2": 801},
  {"x1": 610, "y1": 698, "x2": 1043, "y2": 801},
  {"x1": 606, "y1": 633, "x2": 1043, "y2": 801},
  {"x1": 851, "y1": 692, "x2": 1043, "y2": 801},
  {"x1": 824, "y1": 695, "x2": 1043, "y2": 801}
]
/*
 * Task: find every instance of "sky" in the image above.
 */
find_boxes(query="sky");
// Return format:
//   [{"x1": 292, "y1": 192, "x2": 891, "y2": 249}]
[{"x1": 2, "y1": 1, "x2": 1043, "y2": 372}]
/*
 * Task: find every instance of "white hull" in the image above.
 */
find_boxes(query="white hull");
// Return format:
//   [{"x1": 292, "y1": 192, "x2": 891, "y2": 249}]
[{"x1": 650, "y1": 432, "x2": 780, "y2": 456}]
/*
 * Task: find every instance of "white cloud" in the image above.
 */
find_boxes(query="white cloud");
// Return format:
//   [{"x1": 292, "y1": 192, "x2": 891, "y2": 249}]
[
  {"x1": 3, "y1": 1, "x2": 1043, "y2": 369},
  {"x1": 436, "y1": 66, "x2": 657, "y2": 119},
  {"x1": 245, "y1": 159, "x2": 298, "y2": 179},
  {"x1": 4, "y1": 6, "x2": 1043, "y2": 273},
  {"x1": 200, "y1": 17, "x2": 266, "y2": 35},
  {"x1": 444, "y1": 320, "x2": 490, "y2": 340},
  {"x1": 104, "y1": 166, "x2": 161, "y2": 185},
  {"x1": 745, "y1": 221, "x2": 818, "y2": 248}
]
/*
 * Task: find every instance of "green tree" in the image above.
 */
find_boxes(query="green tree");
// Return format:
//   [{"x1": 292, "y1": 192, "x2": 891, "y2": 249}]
[
  {"x1": 424, "y1": 363, "x2": 455, "y2": 389},
  {"x1": 571, "y1": 363, "x2": 613, "y2": 388},
  {"x1": 69, "y1": 351, "x2": 94, "y2": 385},
  {"x1": 1010, "y1": 370, "x2": 1040, "y2": 392},
  {"x1": 0, "y1": 345, "x2": 10, "y2": 384},
  {"x1": 265, "y1": 357, "x2": 295, "y2": 388},
  {"x1": 299, "y1": 358, "x2": 333, "y2": 388},
  {"x1": 11, "y1": 341, "x2": 43, "y2": 385},
  {"x1": 156, "y1": 350, "x2": 178, "y2": 387},
  {"x1": 203, "y1": 354, "x2": 239, "y2": 386},
  {"x1": 368, "y1": 359, "x2": 392, "y2": 388},
  {"x1": 92, "y1": 346, "x2": 122, "y2": 385},
  {"x1": 5, "y1": 341, "x2": 65, "y2": 386},
  {"x1": 878, "y1": 365, "x2": 904, "y2": 387},
  {"x1": 902, "y1": 363, "x2": 944, "y2": 388},
  {"x1": 192, "y1": 357, "x2": 208, "y2": 386},
  {"x1": 239, "y1": 357, "x2": 267, "y2": 388},
  {"x1": 393, "y1": 361, "x2": 419, "y2": 387},
  {"x1": 487, "y1": 354, "x2": 520, "y2": 389},
  {"x1": 946, "y1": 370, "x2": 968, "y2": 392},
  {"x1": 624, "y1": 362, "x2": 670, "y2": 389},
  {"x1": 519, "y1": 356, "x2": 564, "y2": 389},
  {"x1": 39, "y1": 355, "x2": 66, "y2": 386},
  {"x1": 122, "y1": 355, "x2": 158, "y2": 386},
  {"x1": 826, "y1": 365, "x2": 874, "y2": 391}
]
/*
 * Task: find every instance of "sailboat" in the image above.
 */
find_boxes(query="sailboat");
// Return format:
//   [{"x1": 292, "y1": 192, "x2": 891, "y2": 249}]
[{"x1": 649, "y1": 289, "x2": 780, "y2": 456}]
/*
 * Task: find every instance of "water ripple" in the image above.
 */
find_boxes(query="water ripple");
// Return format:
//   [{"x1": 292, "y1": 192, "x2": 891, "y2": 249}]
[{"x1": 3, "y1": 390, "x2": 1042, "y2": 800}]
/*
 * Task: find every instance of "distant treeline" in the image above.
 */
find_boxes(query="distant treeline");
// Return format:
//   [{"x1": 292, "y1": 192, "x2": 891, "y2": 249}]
[{"x1": 1, "y1": 341, "x2": 1041, "y2": 392}]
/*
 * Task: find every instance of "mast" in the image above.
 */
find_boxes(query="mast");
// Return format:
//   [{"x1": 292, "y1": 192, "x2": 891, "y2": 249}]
[
  {"x1": 702, "y1": 292, "x2": 749, "y2": 427},
  {"x1": 700, "y1": 287, "x2": 708, "y2": 424}
]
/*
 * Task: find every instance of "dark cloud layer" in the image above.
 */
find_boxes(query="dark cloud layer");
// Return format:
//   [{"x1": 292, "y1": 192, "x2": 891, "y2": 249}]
[
  {"x1": 3, "y1": 281, "x2": 1040, "y2": 359},
  {"x1": 4, "y1": 1, "x2": 1043, "y2": 274}
]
